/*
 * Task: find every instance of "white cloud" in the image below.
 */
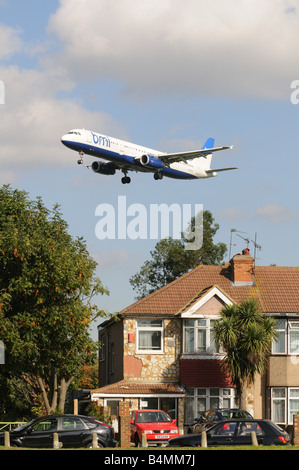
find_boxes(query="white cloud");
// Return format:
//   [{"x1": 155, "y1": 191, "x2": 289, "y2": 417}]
[
  {"x1": 256, "y1": 203, "x2": 299, "y2": 222},
  {"x1": 0, "y1": 65, "x2": 125, "y2": 180},
  {"x1": 47, "y1": 0, "x2": 299, "y2": 99},
  {"x1": 0, "y1": 24, "x2": 22, "y2": 60},
  {"x1": 217, "y1": 207, "x2": 246, "y2": 221}
]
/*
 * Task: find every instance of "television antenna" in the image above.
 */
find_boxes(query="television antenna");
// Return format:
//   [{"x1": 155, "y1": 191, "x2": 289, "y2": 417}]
[
  {"x1": 229, "y1": 228, "x2": 248, "y2": 259},
  {"x1": 251, "y1": 232, "x2": 262, "y2": 269}
]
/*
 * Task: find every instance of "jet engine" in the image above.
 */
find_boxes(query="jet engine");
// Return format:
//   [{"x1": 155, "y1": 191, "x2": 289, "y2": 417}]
[
  {"x1": 140, "y1": 154, "x2": 165, "y2": 169},
  {"x1": 91, "y1": 161, "x2": 116, "y2": 175}
]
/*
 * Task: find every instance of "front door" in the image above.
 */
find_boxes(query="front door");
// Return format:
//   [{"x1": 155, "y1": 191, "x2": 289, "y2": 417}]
[{"x1": 20, "y1": 417, "x2": 58, "y2": 448}]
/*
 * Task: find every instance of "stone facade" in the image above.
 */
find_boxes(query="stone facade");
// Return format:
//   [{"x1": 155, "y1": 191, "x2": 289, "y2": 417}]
[{"x1": 123, "y1": 318, "x2": 181, "y2": 383}]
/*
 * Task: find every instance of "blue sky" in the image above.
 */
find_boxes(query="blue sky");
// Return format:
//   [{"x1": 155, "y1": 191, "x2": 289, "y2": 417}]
[{"x1": 1, "y1": 0, "x2": 299, "y2": 338}]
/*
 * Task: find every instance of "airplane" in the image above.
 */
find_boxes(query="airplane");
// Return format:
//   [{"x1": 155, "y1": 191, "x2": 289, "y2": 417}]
[{"x1": 61, "y1": 129, "x2": 236, "y2": 184}]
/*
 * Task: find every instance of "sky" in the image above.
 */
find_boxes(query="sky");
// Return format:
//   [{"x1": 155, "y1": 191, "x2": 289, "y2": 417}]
[{"x1": 1, "y1": 0, "x2": 299, "y2": 339}]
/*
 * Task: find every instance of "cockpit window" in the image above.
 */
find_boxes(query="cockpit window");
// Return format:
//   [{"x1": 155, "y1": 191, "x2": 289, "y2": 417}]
[{"x1": 68, "y1": 131, "x2": 81, "y2": 135}]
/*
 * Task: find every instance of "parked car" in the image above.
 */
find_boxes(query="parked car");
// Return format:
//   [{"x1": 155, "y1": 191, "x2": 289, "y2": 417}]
[
  {"x1": 130, "y1": 409, "x2": 180, "y2": 446},
  {"x1": 0, "y1": 414, "x2": 117, "y2": 448},
  {"x1": 187, "y1": 408, "x2": 253, "y2": 434},
  {"x1": 170, "y1": 418, "x2": 291, "y2": 447}
]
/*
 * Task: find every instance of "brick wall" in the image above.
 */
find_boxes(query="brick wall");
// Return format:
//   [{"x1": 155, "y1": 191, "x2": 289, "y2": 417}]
[
  {"x1": 119, "y1": 400, "x2": 131, "y2": 448},
  {"x1": 293, "y1": 414, "x2": 299, "y2": 445}
]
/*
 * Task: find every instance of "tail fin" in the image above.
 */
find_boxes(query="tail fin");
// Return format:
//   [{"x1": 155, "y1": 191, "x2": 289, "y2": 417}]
[
  {"x1": 197, "y1": 137, "x2": 214, "y2": 170},
  {"x1": 202, "y1": 137, "x2": 214, "y2": 149}
]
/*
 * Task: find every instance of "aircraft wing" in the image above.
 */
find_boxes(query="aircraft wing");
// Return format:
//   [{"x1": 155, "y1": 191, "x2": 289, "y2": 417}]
[{"x1": 157, "y1": 145, "x2": 233, "y2": 165}]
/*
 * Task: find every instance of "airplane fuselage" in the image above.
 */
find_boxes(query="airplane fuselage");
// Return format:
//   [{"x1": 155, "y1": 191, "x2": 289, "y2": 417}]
[{"x1": 61, "y1": 129, "x2": 234, "y2": 183}]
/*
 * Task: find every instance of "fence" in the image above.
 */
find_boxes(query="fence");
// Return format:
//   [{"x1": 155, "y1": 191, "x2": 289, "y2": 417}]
[{"x1": 0, "y1": 422, "x2": 26, "y2": 432}]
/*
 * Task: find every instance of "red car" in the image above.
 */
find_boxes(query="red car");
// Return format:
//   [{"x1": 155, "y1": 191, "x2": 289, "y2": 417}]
[{"x1": 130, "y1": 410, "x2": 180, "y2": 446}]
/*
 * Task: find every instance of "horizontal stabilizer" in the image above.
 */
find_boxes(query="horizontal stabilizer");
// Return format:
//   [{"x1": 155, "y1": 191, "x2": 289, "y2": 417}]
[{"x1": 206, "y1": 167, "x2": 238, "y2": 175}]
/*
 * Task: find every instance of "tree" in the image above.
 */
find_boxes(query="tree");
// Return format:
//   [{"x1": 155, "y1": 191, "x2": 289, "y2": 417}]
[
  {"x1": 0, "y1": 186, "x2": 108, "y2": 415},
  {"x1": 212, "y1": 299, "x2": 277, "y2": 409},
  {"x1": 129, "y1": 210, "x2": 227, "y2": 298}
]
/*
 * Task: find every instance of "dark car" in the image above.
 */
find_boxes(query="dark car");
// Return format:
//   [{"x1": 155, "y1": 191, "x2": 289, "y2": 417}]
[
  {"x1": 170, "y1": 418, "x2": 291, "y2": 447},
  {"x1": 187, "y1": 408, "x2": 253, "y2": 434},
  {"x1": 0, "y1": 414, "x2": 117, "y2": 448}
]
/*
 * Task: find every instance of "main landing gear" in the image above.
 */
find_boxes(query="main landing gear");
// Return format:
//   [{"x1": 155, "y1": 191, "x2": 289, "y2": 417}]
[
  {"x1": 121, "y1": 175, "x2": 131, "y2": 184},
  {"x1": 154, "y1": 172, "x2": 163, "y2": 180},
  {"x1": 121, "y1": 169, "x2": 131, "y2": 184}
]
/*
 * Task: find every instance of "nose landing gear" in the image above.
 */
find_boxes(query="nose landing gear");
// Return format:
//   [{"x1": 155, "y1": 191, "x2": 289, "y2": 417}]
[{"x1": 77, "y1": 152, "x2": 84, "y2": 164}]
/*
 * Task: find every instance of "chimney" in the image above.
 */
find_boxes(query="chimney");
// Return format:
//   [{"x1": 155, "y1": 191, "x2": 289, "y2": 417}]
[{"x1": 230, "y1": 248, "x2": 254, "y2": 285}]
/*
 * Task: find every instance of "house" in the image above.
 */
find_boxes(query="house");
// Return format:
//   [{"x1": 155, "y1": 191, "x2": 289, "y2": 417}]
[{"x1": 91, "y1": 248, "x2": 299, "y2": 434}]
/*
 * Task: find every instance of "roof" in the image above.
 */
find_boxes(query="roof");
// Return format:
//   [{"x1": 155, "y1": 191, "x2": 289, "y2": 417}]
[
  {"x1": 91, "y1": 380, "x2": 185, "y2": 397},
  {"x1": 120, "y1": 264, "x2": 299, "y2": 316}
]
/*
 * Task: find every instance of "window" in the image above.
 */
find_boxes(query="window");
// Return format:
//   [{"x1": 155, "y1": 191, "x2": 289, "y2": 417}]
[
  {"x1": 271, "y1": 387, "x2": 299, "y2": 425},
  {"x1": 272, "y1": 320, "x2": 286, "y2": 354},
  {"x1": 184, "y1": 318, "x2": 219, "y2": 354},
  {"x1": 289, "y1": 322, "x2": 299, "y2": 354},
  {"x1": 138, "y1": 397, "x2": 177, "y2": 419},
  {"x1": 61, "y1": 417, "x2": 84, "y2": 430},
  {"x1": 271, "y1": 388, "x2": 286, "y2": 424},
  {"x1": 32, "y1": 418, "x2": 58, "y2": 432},
  {"x1": 136, "y1": 319, "x2": 163, "y2": 353},
  {"x1": 271, "y1": 319, "x2": 299, "y2": 355},
  {"x1": 185, "y1": 388, "x2": 237, "y2": 423}
]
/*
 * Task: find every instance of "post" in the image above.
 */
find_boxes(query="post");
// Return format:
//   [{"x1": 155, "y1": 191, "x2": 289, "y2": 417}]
[
  {"x1": 119, "y1": 401, "x2": 131, "y2": 448},
  {"x1": 201, "y1": 430, "x2": 207, "y2": 447},
  {"x1": 73, "y1": 398, "x2": 78, "y2": 415},
  {"x1": 251, "y1": 431, "x2": 258, "y2": 446},
  {"x1": 4, "y1": 431, "x2": 10, "y2": 447},
  {"x1": 53, "y1": 433, "x2": 62, "y2": 449},
  {"x1": 141, "y1": 431, "x2": 148, "y2": 447},
  {"x1": 92, "y1": 433, "x2": 99, "y2": 448}
]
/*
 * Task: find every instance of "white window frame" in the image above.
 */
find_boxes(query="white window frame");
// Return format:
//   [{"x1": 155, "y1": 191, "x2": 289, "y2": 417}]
[
  {"x1": 136, "y1": 319, "x2": 164, "y2": 354},
  {"x1": 271, "y1": 387, "x2": 299, "y2": 425},
  {"x1": 185, "y1": 387, "x2": 237, "y2": 423},
  {"x1": 289, "y1": 321, "x2": 299, "y2": 355},
  {"x1": 272, "y1": 319, "x2": 287, "y2": 354},
  {"x1": 183, "y1": 317, "x2": 220, "y2": 355}
]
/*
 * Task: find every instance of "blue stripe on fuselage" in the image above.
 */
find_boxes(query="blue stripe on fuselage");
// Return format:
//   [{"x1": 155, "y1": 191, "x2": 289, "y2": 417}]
[{"x1": 63, "y1": 140, "x2": 197, "y2": 180}]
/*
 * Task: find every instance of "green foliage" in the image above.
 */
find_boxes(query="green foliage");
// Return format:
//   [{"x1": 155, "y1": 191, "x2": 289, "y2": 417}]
[
  {"x1": 213, "y1": 299, "x2": 277, "y2": 402},
  {"x1": 85, "y1": 402, "x2": 112, "y2": 425},
  {"x1": 130, "y1": 210, "x2": 227, "y2": 298},
  {"x1": 0, "y1": 185, "x2": 109, "y2": 414}
]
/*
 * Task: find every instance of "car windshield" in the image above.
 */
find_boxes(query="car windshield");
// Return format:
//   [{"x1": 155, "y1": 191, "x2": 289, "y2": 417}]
[{"x1": 136, "y1": 411, "x2": 172, "y2": 423}]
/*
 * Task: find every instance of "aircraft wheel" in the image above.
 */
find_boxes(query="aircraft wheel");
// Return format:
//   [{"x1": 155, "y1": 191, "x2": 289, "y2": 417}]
[
  {"x1": 154, "y1": 172, "x2": 163, "y2": 180},
  {"x1": 121, "y1": 176, "x2": 131, "y2": 184}
]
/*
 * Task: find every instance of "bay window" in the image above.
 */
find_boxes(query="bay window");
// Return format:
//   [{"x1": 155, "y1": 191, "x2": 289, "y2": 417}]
[
  {"x1": 184, "y1": 318, "x2": 219, "y2": 354},
  {"x1": 185, "y1": 387, "x2": 237, "y2": 423},
  {"x1": 271, "y1": 387, "x2": 299, "y2": 425},
  {"x1": 272, "y1": 319, "x2": 299, "y2": 355}
]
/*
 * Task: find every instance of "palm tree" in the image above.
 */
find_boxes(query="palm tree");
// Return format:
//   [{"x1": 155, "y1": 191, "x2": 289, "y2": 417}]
[{"x1": 213, "y1": 299, "x2": 277, "y2": 410}]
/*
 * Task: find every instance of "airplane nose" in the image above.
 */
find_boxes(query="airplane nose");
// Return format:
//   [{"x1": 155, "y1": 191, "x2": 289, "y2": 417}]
[{"x1": 61, "y1": 134, "x2": 69, "y2": 146}]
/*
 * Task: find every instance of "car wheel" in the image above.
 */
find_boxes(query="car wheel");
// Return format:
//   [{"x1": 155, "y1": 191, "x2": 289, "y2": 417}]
[{"x1": 85, "y1": 440, "x2": 104, "y2": 448}]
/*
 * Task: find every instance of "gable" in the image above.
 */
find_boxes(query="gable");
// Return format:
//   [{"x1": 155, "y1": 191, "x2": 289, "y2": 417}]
[
  {"x1": 179, "y1": 285, "x2": 233, "y2": 318},
  {"x1": 191, "y1": 294, "x2": 226, "y2": 316}
]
